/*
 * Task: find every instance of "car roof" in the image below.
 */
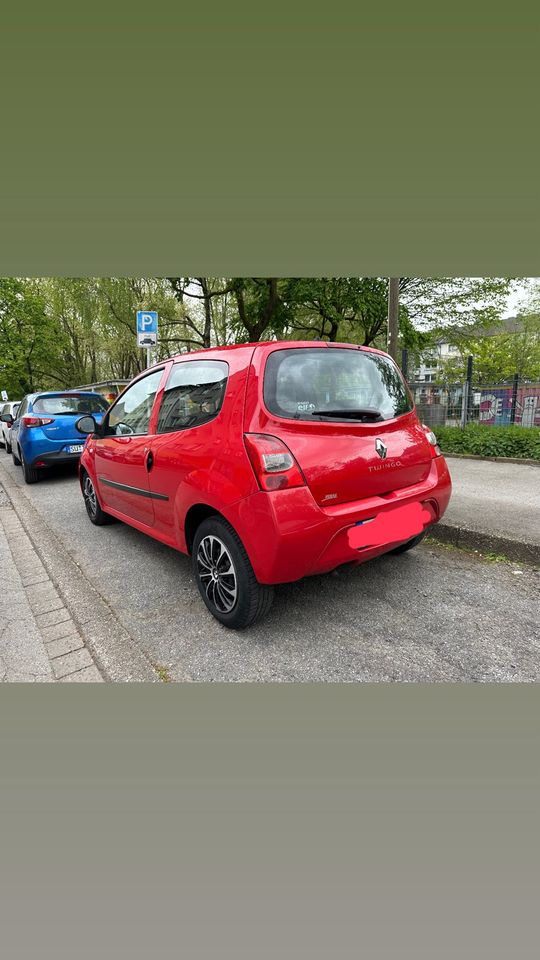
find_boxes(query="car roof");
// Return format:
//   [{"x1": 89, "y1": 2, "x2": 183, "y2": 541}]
[
  {"x1": 161, "y1": 339, "x2": 388, "y2": 364},
  {"x1": 125, "y1": 339, "x2": 392, "y2": 388},
  {"x1": 28, "y1": 390, "x2": 104, "y2": 400}
]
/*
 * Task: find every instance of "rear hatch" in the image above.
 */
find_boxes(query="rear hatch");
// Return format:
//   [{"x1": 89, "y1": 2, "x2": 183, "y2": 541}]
[
  {"x1": 261, "y1": 346, "x2": 433, "y2": 506},
  {"x1": 33, "y1": 394, "x2": 107, "y2": 443}
]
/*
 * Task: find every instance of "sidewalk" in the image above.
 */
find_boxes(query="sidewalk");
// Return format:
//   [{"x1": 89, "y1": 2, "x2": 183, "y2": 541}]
[
  {"x1": 0, "y1": 485, "x2": 103, "y2": 682},
  {"x1": 431, "y1": 457, "x2": 540, "y2": 564},
  {"x1": 0, "y1": 463, "x2": 159, "y2": 682}
]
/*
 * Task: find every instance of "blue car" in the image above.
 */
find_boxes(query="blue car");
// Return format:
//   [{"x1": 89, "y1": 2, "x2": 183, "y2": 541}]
[{"x1": 5, "y1": 391, "x2": 109, "y2": 484}]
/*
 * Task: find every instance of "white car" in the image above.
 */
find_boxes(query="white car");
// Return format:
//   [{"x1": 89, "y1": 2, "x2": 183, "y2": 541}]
[{"x1": 0, "y1": 401, "x2": 20, "y2": 454}]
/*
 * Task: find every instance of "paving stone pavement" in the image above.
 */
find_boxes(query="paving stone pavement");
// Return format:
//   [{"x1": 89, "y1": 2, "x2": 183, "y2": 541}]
[{"x1": 0, "y1": 486, "x2": 104, "y2": 682}]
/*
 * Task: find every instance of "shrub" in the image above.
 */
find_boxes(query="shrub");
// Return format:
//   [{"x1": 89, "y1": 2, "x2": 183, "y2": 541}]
[{"x1": 435, "y1": 424, "x2": 540, "y2": 460}]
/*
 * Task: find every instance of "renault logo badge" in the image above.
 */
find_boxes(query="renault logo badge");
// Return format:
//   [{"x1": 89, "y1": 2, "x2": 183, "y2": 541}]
[{"x1": 375, "y1": 438, "x2": 387, "y2": 459}]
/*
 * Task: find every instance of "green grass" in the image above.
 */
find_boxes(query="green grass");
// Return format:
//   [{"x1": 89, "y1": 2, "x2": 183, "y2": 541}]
[
  {"x1": 153, "y1": 663, "x2": 172, "y2": 682},
  {"x1": 435, "y1": 424, "x2": 540, "y2": 460}
]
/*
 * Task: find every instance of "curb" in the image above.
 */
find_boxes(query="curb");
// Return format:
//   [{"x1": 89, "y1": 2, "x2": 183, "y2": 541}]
[
  {"x1": 429, "y1": 521, "x2": 540, "y2": 566},
  {"x1": 444, "y1": 453, "x2": 540, "y2": 466}
]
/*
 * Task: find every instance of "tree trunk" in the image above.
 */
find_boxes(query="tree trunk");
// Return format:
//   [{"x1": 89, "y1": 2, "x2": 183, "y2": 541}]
[{"x1": 387, "y1": 278, "x2": 400, "y2": 360}]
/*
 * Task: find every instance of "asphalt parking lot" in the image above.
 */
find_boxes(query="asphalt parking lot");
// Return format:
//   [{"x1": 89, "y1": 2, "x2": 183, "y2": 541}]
[{"x1": 1, "y1": 455, "x2": 538, "y2": 682}]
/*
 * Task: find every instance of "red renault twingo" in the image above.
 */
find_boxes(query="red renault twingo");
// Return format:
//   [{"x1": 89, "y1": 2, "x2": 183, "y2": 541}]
[{"x1": 78, "y1": 341, "x2": 451, "y2": 628}]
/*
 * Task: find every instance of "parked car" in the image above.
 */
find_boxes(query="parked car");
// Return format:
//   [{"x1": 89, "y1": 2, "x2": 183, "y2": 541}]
[
  {"x1": 3, "y1": 391, "x2": 109, "y2": 484},
  {"x1": 0, "y1": 401, "x2": 20, "y2": 453},
  {"x1": 77, "y1": 341, "x2": 452, "y2": 628}
]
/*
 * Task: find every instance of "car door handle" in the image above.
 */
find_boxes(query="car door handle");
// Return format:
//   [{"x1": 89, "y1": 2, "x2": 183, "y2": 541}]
[{"x1": 146, "y1": 450, "x2": 154, "y2": 472}]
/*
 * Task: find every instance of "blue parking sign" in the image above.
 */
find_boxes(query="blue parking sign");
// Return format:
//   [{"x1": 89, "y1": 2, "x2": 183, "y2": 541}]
[
  {"x1": 136, "y1": 311, "x2": 158, "y2": 334},
  {"x1": 136, "y1": 310, "x2": 158, "y2": 348}
]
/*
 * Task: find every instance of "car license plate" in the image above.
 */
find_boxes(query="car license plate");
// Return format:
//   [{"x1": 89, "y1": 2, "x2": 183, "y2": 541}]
[
  {"x1": 348, "y1": 501, "x2": 432, "y2": 550},
  {"x1": 66, "y1": 444, "x2": 84, "y2": 454}
]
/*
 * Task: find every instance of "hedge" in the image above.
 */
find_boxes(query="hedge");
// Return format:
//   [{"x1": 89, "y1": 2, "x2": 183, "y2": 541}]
[{"x1": 434, "y1": 424, "x2": 540, "y2": 460}]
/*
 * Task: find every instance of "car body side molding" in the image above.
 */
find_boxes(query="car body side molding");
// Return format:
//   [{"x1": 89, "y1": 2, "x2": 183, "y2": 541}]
[{"x1": 98, "y1": 476, "x2": 169, "y2": 501}]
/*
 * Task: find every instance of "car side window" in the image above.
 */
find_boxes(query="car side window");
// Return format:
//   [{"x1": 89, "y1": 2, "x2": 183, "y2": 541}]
[
  {"x1": 16, "y1": 398, "x2": 28, "y2": 419},
  {"x1": 156, "y1": 360, "x2": 228, "y2": 434},
  {"x1": 106, "y1": 370, "x2": 164, "y2": 436}
]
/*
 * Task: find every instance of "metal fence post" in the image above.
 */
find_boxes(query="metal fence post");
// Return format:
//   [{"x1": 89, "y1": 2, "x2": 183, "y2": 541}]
[
  {"x1": 460, "y1": 381, "x2": 469, "y2": 428},
  {"x1": 510, "y1": 372, "x2": 519, "y2": 424},
  {"x1": 401, "y1": 348, "x2": 408, "y2": 379},
  {"x1": 466, "y1": 356, "x2": 473, "y2": 424},
  {"x1": 460, "y1": 356, "x2": 473, "y2": 428}
]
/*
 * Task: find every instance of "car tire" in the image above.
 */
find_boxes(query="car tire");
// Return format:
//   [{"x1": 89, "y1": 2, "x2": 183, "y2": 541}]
[
  {"x1": 22, "y1": 453, "x2": 40, "y2": 484},
  {"x1": 81, "y1": 470, "x2": 115, "y2": 525},
  {"x1": 12, "y1": 446, "x2": 22, "y2": 466},
  {"x1": 390, "y1": 531, "x2": 426, "y2": 555},
  {"x1": 192, "y1": 516, "x2": 274, "y2": 629},
  {"x1": 5, "y1": 439, "x2": 12, "y2": 454}
]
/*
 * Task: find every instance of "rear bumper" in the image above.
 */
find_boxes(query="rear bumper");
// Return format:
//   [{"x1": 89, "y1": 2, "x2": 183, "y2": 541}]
[
  {"x1": 18, "y1": 426, "x2": 88, "y2": 468},
  {"x1": 29, "y1": 449, "x2": 83, "y2": 467},
  {"x1": 232, "y1": 455, "x2": 452, "y2": 584}
]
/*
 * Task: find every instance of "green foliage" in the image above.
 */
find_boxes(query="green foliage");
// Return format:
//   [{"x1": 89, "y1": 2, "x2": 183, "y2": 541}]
[
  {"x1": 400, "y1": 277, "x2": 518, "y2": 331},
  {"x1": 437, "y1": 314, "x2": 540, "y2": 383},
  {"x1": 281, "y1": 277, "x2": 516, "y2": 350},
  {"x1": 229, "y1": 278, "x2": 290, "y2": 342},
  {"x1": 0, "y1": 275, "x2": 527, "y2": 397},
  {"x1": 436, "y1": 424, "x2": 540, "y2": 460},
  {"x1": 0, "y1": 278, "x2": 62, "y2": 396},
  {"x1": 283, "y1": 277, "x2": 389, "y2": 345}
]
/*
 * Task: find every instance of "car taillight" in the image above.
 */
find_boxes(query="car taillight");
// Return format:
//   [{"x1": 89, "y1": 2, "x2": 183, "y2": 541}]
[
  {"x1": 22, "y1": 416, "x2": 54, "y2": 427},
  {"x1": 244, "y1": 433, "x2": 306, "y2": 491},
  {"x1": 421, "y1": 424, "x2": 442, "y2": 456}
]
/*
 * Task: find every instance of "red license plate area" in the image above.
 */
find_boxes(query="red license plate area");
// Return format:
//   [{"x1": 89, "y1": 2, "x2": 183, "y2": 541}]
[{"x1": 347, "y1": 501, "x2": 434, "y2": 551}]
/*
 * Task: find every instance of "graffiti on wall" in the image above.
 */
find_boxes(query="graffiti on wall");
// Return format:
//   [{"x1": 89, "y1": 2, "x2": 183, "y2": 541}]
[
  {"x1": 479, "y1": 386, "x2": 540, "y2": 427},
  {"x1": 516, "y1": 387, "x2": 540, "y2": 427}
]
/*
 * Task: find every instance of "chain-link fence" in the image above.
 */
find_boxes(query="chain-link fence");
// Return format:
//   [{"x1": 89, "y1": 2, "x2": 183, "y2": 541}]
[{"x1": 407, "y1": 379, "x2": 540, "y2": 429}]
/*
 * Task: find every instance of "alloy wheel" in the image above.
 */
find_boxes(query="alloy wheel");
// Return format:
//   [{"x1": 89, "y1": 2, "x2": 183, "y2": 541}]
[
  {"x1": 83, "y1": 475, "x2": 97, "y2": 518},
  {"x1": 196, "y1": 535, "x2": 238, "y2": 613}
]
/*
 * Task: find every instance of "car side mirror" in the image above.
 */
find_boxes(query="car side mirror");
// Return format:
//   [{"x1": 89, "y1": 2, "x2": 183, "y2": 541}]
[
  {"x1": 76, "y1": 415, "x2": 97, "y2": 435},
  {"x1": 0, "y1": 413, "x2": 13, "y2": 425}
]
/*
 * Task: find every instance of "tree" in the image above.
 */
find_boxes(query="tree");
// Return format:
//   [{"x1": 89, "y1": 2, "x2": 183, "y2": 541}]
[
  {"x1": 283, "y1": 277, "x2": 388, "y2": 344},
  {"x1": 167, "y1": 277, "x2": 236, "y2": 349},
  {"x1": 1, "y1": 277, "x2": 188, "y2": 395},
  {"x1": 399, "y1": 277, "x2": 519, "y2": 333},
  {"x1": 1, "y1": 275, "x2": 526, "y2": 396},
  {"x1": 280, "y1": 277, "x2": 518, "y2": 351},
  {"x1": 73, "y1": 277, "x2": 182, "y2": 379},
  {"x1": 0, "y1": 278, "x2": 62, "y2": 396},
  {"x1": 438, "y1": 314, "x2": 540, "y2": 383},
  {"x1": 168, "y1": 277, "x2": 289, "y2": 345},
  {"x1": 228, "y1": 278, "x2": 289, "y2": 342}
]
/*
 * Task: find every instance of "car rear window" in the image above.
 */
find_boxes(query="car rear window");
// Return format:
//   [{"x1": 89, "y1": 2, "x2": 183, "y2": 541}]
[
  {"x1": 33, "y1": 394, "x2": 109, "y2": 415},
  {"x1": 263, "y1": 347, "x2": 413, "y2": 422}
]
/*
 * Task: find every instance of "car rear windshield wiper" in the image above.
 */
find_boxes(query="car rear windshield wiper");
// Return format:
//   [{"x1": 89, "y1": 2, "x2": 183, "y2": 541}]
[{"x1": 310, "y1": 408, "x2": 383, "y2": 422}]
